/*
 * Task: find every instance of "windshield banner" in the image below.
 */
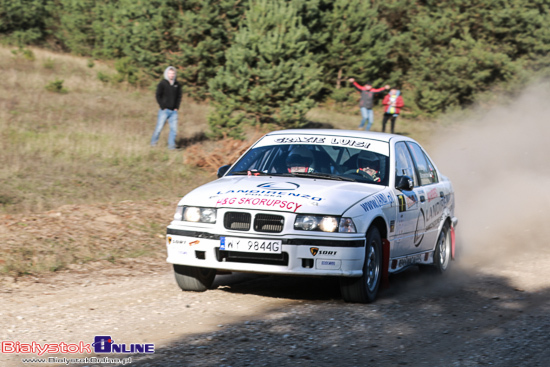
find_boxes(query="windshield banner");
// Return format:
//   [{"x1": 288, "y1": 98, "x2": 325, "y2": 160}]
[{"x1": 254, "y1": 134, "x2": 390, "y2": 156}]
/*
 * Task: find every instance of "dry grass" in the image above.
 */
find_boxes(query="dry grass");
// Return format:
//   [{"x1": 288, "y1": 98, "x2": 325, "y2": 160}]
[
  {"x1": 0, "y1": 46, "x2": 214, "y2": 214},
  {"x1": 0, "y1": 199, "x2": 174, "y2": 276}
]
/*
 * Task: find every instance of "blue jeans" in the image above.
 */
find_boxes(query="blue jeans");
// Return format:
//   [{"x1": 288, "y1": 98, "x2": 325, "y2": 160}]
[
  {"x1": 151, "y1": 109, "x2": 178, "y2": 149},
  {"x1": 358, "y1": 107, "x2": 374, "y2": 130}
]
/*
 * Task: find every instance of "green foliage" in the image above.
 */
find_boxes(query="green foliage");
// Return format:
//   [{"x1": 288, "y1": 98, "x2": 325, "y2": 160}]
[
  {"x1": 208, "y1": 0, "x2": 323, "y2": 138},
  {"x1": 322, "y1": 1, "x2": 390, "y2": 92},
  {"x1": 45, "y1": 79, "x2": 68, "y2": 94},
  {"x1": 378, "y1": 0, "x2": 550, "y2": 113},
  {"x1": 167, "y1": 0, "x2": 248, "y2": 100},
  {"x1": 100, "y1": 0, "x2": 182, "y2": 77},
  {"x1": 45, "y1": 0, "x2": 101, "y2": 55},
  {"x1": 113, "y1": 57, "x2": 145, "y2": 85},
  {"x1": 0, "y1": 0, "x2": 49, "y2": 45},
  {"x1": 96, "y1": 71, "x2": 112, "y2": 83},
  {"x1": 3, "y1": 0, "x2": 550, "y2": 117},
  {"x1": 43, "y1": 57, "x2": 55, "y2": 69},
  {"x1": 11, "y1": 47, "x2": 35, "y2": 61}
]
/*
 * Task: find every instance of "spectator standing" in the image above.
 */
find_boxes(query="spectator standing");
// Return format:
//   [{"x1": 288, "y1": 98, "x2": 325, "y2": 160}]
[
  {"x1": 381, "y1": 89, "x2": 404, "y2": 134},
  {"x1": 151, "y1": 66, "x2": 183, "y2": 150},
  {"x1": 348, "y1": 78, "x2": 389, "y2": 131}
]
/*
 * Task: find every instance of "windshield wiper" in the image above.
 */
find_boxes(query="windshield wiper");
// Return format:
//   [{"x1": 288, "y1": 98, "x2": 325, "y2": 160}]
[{"x1": 288, "y1": 172, "x2": 359, "y2": 182}]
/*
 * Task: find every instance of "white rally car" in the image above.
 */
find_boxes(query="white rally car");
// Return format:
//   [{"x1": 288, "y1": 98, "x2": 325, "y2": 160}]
[{"x1": 166, "y1": 129, "x2": 457, "y2": 303}]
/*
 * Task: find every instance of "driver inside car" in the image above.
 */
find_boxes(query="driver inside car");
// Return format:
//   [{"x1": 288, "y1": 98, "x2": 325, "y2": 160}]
[
  {"x1": 286, "y1": 146, "x2": 315, "y2": 173},
  {"x1": 355, "y1": 152, "x2": 381, "y2": 182}
]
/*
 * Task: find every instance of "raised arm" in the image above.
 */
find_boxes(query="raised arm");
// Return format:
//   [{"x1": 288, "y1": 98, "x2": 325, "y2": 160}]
[
  {"x1": 348, "y1": 78, "x2": 367, "y2": 91},
  {"x1": 371, "y1": 85, "x2": 390, "y2": 93}
]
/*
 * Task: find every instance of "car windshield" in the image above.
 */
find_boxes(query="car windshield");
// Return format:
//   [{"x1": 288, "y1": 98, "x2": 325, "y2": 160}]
[{"x1": 227, "y1": 142, "x2": 389, "y2": 185}]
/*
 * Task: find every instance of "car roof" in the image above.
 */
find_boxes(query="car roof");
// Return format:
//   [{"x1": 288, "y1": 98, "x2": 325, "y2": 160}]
[{"x1": 265, "y1": 129, "x2": 416, "y2": 144}]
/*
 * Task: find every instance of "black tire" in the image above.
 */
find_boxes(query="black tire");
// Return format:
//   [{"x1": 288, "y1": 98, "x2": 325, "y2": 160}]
[
  {"x1": 173, "y1": 264, "x2": 216, "y2": 292},
  {"x1": 340, "y1": 227, "x2": 382, "y2": 303},
  {"x1": 433, "y1": 224, "x2": 451, "y2": 273}
]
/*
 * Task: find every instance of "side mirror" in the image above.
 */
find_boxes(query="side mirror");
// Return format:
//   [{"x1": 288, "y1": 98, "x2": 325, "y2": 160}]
[
  {"x1": 217, "y1": 164, "x2": 231, "y2": 178},
  {"x1": 395, "y1": 175, "x2": 414, "y2": 191}
]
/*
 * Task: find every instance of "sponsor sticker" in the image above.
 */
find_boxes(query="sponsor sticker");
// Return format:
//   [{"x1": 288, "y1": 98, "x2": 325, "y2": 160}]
[
  {"x1": 360, "y1": 193, "x2": 394, "y2": 212},
  {"x1": 253, "y1": 134, "x2": 390, "y2": 155},
  {"x1": 216, "y1": 197, "x2": 303, "y2": 212}
]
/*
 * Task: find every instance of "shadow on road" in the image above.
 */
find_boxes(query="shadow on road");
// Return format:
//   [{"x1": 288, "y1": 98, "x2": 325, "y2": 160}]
[{"x1": 110, "y1": 262, "x2": 550, "y2": 367}]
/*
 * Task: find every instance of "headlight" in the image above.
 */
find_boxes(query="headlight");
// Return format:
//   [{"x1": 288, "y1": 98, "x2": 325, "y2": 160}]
[
  {"x1": 295, "y1": 215, "x2": 348, "y2": 232},
  {"x1": 319, "y1": 217, "x2": 338, "y2": 232},
  {"x1": 294, "y1": 215, "x2": 320, "y2": 231},
  {"x1": 294, "y1": 215, "x2": 356, "y2": 233},
  {"x1": 181, "y1": 207, "x2": 217, "y2": 223}
]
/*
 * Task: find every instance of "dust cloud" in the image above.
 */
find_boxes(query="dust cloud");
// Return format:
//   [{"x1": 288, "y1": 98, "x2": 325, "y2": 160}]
[{"x1": 431, "y1": 82, "x2": 550, "y2": 268}]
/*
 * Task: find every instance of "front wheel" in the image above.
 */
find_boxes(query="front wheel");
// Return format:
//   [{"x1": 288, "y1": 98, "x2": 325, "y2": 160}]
[
  {"x1": 340, "y1": 227, "x2": 382, "y2": 303},
  {"x1": 173, "y1": 264, "x2": 216, "y2": 292}
]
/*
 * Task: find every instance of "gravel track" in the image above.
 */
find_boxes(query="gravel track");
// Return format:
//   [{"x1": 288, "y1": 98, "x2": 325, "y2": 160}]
[{"x1": 1, "y1": 245, "x2": 549, "y2": 367}]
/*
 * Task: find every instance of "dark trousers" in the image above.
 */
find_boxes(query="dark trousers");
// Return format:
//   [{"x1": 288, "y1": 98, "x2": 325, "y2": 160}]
[{"x1": 382, "y1": 113, "x2": 398, "y2": 134}]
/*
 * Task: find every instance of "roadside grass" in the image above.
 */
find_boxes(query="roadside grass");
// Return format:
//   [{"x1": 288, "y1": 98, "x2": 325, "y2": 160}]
[
  {"x1": 0, "y1": 46, "x2": 449, "y2": 277},
  {"x1": 0, "y1": 199, "x2": 175, "y2": 277},
  {"x1": 0, "y1": 46, "x2": 214, "y2": 214}
]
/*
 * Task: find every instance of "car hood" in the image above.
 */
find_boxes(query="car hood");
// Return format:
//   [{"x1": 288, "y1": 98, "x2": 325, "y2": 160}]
[{"x1": 178, "y1": 176, "x2": 386, "y2": 215}]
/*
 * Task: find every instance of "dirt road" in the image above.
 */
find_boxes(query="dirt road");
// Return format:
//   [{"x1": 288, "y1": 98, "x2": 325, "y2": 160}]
[{"x1": 1, "y1": 238, "x2": 549, "y2": 367}]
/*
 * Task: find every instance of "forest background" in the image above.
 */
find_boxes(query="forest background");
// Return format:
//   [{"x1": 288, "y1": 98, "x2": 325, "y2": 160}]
[{"x1": 2, "y1": 0, "x2": 550, "y2": 137}]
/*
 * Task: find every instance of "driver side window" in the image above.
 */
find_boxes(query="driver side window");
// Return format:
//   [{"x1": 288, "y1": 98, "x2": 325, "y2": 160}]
[{"x1": 394, "y1": 142, "x2": 417, "y2": 187}]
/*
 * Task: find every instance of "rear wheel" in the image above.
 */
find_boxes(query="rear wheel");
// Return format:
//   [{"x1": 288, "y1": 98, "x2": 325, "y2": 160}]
[
  {"x1": 433, "y1": 224, "x2": 451, "y2": 273},
  {"x1": 173, "y1": 264, "x2": 216, "y2": 292},
  {"x1": 340, "y1": 227, "x2": 382, "y2": 303}
]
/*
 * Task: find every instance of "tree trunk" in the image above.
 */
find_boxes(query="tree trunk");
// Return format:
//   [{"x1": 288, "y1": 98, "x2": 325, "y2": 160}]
[{"x1": 336, "y1": 68, "x2": 343, "y2": 90}]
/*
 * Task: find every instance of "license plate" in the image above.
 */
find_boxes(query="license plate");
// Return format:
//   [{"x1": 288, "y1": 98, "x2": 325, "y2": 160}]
[{"x1": 220, "y1": 237, "x2": 282, "y2": 254}]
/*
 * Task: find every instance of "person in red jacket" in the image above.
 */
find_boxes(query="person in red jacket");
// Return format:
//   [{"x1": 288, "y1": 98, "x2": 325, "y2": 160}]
[
  {"x1": 381, "y1": 89, "x2": 404, "y2": 134},
  {"x1": 348, "y1": 78, "x2": 389, "y2": 131}
]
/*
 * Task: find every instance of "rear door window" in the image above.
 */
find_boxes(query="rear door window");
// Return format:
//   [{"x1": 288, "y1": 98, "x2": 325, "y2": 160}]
[{"x1": 406, "y1": 142, "x2": 438, "y2": 186}]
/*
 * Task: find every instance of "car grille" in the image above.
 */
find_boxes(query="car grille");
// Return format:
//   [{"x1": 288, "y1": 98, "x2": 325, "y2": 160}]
[
  {"x1": 254, "y1": 214, "x2": 284, "y2": 233},
  {"x1": 224, "y1": 212, "x2": 251, "y2": 231},
  {"x1": 224, "y1": 212, "x2": 285, "y2": 233}
]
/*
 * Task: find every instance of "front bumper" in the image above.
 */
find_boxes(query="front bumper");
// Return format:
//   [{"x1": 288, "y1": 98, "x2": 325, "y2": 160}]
[{"x1": 166, "y1": 226, "x2": 366, "y2": 277}]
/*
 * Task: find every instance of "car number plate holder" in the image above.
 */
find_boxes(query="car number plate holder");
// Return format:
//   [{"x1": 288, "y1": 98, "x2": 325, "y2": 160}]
[{"x1": 220, "y1": 237, "x2": 282, "y2": 254}]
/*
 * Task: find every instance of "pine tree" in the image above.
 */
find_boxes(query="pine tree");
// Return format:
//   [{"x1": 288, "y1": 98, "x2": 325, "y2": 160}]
[
  {"x1": 45, "y1": 0, "x2": 110, "y2": 56},
  {"x1": 208, "y1": 0, "x2": 322, "y2": 138},
  {"x1": 323, "y1": 0, "x2": 390, "y2": 91},
  {"x1": 167, "y1": 0, "x2": 248, "y2": 99},
  {"x1": 100, "y1": 0, "x2": 183, "y2": 77},
  {"x1": 0, "y1": 0, "x2": 50, "y2": 45}
]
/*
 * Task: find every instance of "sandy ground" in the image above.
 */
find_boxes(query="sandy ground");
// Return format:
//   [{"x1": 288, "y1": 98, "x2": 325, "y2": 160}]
[{"x1": 0, "y1": 244, "x2": 549, "y2": 367}]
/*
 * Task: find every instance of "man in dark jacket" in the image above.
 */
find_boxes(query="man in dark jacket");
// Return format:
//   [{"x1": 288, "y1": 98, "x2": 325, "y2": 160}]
[
  {"x1": 348, "y1": 78, "x2": 389, "y2": 131},
  {"x1": 151, "y1": 66, "x2": 183, "y2": 150}
]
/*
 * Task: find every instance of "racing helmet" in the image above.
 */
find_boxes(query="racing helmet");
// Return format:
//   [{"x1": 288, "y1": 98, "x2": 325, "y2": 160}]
[
  {"x1": 286, "y1": 146, "x2": 315, "y2": 173},
  {"x1": 357, "y1": 151, "x2": 380, "y2": 171}
]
